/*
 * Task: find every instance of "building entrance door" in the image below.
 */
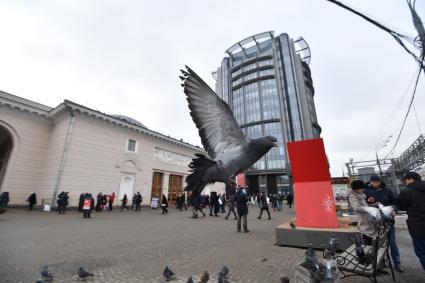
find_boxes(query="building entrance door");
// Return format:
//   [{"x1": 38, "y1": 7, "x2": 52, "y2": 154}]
[
  {"x1": 151, "y1": 172, "x2": 163, "y2": 199},
  {"x1": 0, "y1": 126, "x2": 13, "y2": 192},
  {"x1": 168, "y1": 174, "x2": 182, "y2": 205},
  {"x1": 119, "y1": 175, "x2": 134, "y2": 202}
]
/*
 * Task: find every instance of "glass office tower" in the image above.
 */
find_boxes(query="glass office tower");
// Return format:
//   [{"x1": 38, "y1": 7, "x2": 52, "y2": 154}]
[{"x1": 214, "y1": 31, "x2": 321, "y2": 195}]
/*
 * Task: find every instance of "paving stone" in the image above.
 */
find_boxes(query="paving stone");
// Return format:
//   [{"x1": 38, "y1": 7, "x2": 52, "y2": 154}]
[{"x1": 0, "y1": 206, "x2": 423, "y2": 282}]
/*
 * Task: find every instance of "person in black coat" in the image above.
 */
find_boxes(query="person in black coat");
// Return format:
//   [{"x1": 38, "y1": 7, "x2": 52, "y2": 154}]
[
  {"x1": 82, "y1": 193, "x2": 94, "y2": 218},
  {"x1": 258, "y1": 192, "x2": 271, "y2": 220},
  {"x1": 57, "y1": 191, "x2": 67, "y2": 214},
  {"x1": 0, "y1": 191, "x2": 10, "y2": 208},
  {"x1": 27, "y1": 192, "x2": 37, "y2": 210},
  {"x1": 235, "y1": 186, "x2": 249, "y2": 232},
  {"x1": 134, "y1": 192, "x2": 142, "y2": 211},
  {"x1": 161, "y1": 194, "x2": 168, "y2": 214},
  {"x1": 78, "y1": 193, "x2": 85, "y2": 212},
  {"x1": 209, "y1": 192, "x2": 219, "y2": 217},
  {"x1": 395, "y1": 172, "x2": 425, "y2": 270},
  {"x1": 286, "y1": 192, "x2": 294, "y2": 208}
]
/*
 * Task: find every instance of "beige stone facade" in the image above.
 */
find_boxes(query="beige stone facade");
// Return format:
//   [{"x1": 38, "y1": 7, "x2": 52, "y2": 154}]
[{"x1": 0, "y1": 91, "x2": 223, "y2": 207}]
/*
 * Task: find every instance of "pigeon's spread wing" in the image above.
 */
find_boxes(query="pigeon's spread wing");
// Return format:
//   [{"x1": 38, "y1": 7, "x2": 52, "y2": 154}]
[{"x1": 181, "y1": 66, "x2": 247, "y2": 159}]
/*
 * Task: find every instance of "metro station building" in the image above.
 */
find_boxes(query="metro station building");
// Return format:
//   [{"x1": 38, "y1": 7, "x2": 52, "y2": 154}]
[{"x1": 0, "y1": 91, "x2": 222, "y2": 207}]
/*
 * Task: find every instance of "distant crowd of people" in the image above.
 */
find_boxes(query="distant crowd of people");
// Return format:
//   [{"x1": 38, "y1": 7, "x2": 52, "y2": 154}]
[{"x1": 3, "y1": 187, "x2": 294, "y2": 223}]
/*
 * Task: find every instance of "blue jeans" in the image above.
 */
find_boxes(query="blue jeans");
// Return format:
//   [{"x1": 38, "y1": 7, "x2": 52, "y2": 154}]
[
  {"x1": 388, "y1": 225, "x2": 401, "y2": 265},
  {"x1": 413, "y1": 238, "x2": 425, "y2": 270}
]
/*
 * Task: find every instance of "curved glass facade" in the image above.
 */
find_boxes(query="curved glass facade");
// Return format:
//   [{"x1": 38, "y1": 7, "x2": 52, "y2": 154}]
[{"x1": 215, "y1": 31, "x2": 320, "y2": 194}]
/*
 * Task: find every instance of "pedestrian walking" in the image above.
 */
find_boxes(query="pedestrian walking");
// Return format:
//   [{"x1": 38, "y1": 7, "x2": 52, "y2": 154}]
[
  {"x1": 270, "y1": 194, "x2": 277, "y2": 211},
  {"x1": 191, "y1": 194, "x2": 205, "y2": 218},
  {"x1": 27, "y1": 192, "x2": 37, "y2": 210},
  {"x1": 235, "y1": 186, "x2": 249, "y2": 232},
  {"x1": 176, "y1": 192, "x2": 186, "y2": 211},
  {"x1": 277, "y1": 193, "x2": 284, "y2": 211},
  {"x1": 286, "y1": 192, "x2": 294, "y2": 208},
  {"x1": 108, "y1": 192, "x2": 116, "y2": 211},
  {"x1": 82, "y1": 193, "x2": 94, "y2": 219},
  {"x1": 258, "y1": 192, "x2": 271, "y2": 220},
  {"x1": 120, "y1": 194, "x2": 129, "y2": 211},
  {"x1": 209, "y1": 192, "x2": 219, "y2": 216},
  {"x1": 224, "y1": 195, "x2": 237, "y2": 220},
  {"x1": 395, "y1": 172, "x2": 425, "y2": 271},
  {"x1": 161, "y1": 194, "x2": 168, "y2": 214}
]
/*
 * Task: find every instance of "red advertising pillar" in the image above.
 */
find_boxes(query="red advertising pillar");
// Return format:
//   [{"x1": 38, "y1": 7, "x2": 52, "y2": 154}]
[{"x1": 287, "y1": 138, "x2": 338, "y2": 228}]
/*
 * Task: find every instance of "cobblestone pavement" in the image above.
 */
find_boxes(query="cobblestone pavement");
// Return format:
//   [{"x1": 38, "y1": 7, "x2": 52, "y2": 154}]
[{"x1": 0, "y1": 206, "x2": 424, "y2": 283}]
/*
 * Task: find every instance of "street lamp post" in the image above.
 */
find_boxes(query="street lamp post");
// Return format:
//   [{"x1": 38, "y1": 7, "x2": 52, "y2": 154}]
[{"x1": 375, "y1": 135, "x2": 393, "y2": 176}]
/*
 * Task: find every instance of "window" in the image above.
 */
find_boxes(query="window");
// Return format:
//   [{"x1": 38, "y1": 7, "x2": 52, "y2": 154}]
[
  {"x1": 127, "y1": 139, "x2": 137, "y2": 152},
  {"x1": 264, "y1": 122, "x2": 285, "y2": 169},
  {"x1": 243, "y1": 82, "x2": 261, "y2": 123},
  {"x1": 260, "y1": 79, "x2": 280, "y2": 120}
]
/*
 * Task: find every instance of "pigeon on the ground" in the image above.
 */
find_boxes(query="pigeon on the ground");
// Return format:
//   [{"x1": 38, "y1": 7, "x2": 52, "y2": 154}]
[
  {"x1": 199, "y1": 270, "x2": 209, "y2": 283},
  {"x1": 186, "y1": 276, "x2": 194, "y2": 283},
  {"x1": 328, "y1": 234, "x2": 339, "y2": 256},
  {"x1": 163, "y1": 266, "x2": 176, "y2": 281},
  {"x1": 304, "y1": 246, "x2": 320, "y2": 279},
  {"x1": 280, "y1": 276, "x2": 290, "y2": 283},
  {"x1": 78, "y1": 267, "x2": 94, "y2": 280},
  {"x1": 180, "y1": 66, "x2": 277, "y2": 201},
  {"x1": 218, "y1": 265, "x2": 229, "y2": 278},
  {"x1": 41, "y1": 266, "x2": 53, "y2": 282},
  {"x1": 377, "y1": 203, "x2": 395, "y2": 219},
  {"x1": 36, "y1": 280, "x2": 45, "y2": 283}
]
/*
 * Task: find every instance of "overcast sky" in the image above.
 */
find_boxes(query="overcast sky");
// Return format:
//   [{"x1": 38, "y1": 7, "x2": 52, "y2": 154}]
[{"x1": 0, "y1": 0, "x2": 424, "y2": 176}]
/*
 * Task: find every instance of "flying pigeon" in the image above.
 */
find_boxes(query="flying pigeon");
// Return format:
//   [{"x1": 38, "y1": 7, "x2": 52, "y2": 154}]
[
  {"x1": 218, "y1": 265, "x2": 229, "y2": 278},
  {"x1": 186, "y1": 276, "x2": 194, "y2": 283},
  {"x1": 377, "y1": 203, "x2": 395, "y2": 219},
  {"x1": 78, "y1": 267, "x2": 94, "y2": 280},
  {"x1": 163, "y1": 266, "x2": 176, "y2": 281},
  {"x1": 361, "y1": 206, "x2": 382, "y2": 222},
  {"x1": 199, "y1": 270, "x2": 209, "y2": 283},
  {"x1": 41, "y1": 266, "x2": 53, "y2": 282},
  {"x1": 180, "y1": 66, "x2": 277, "y2": 201}
]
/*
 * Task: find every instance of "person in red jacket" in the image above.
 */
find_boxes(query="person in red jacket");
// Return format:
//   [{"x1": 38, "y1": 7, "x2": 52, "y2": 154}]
[
  {"x1": 82, "y1": 193, "x2": 94, "y2": 219},
  {"x1": 108, "y1": 192, "x2": 116, "y2": 211}
]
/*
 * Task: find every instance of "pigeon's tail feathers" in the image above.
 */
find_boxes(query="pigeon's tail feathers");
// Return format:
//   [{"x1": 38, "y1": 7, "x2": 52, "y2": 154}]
[{"x1": 185, "y1": 154, "x2": 216, "y2": 202}]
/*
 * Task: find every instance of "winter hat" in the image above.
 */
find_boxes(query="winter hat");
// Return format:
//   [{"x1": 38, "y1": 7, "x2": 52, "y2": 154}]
[
  {"x1": 351, "y1": 180, "x2": 366, "y2": 190},
  {"x1": 404, "y1": 171, "x2": 422, "y2": 182},
  {"x1": 369, "y1": 175, "x2": 381, "y2": 182}
]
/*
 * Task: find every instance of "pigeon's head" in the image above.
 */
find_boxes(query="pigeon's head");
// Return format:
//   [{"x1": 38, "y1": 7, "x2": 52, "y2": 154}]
[{"x1": 259, "y1": 136, "x2": 278, "y2": 148}]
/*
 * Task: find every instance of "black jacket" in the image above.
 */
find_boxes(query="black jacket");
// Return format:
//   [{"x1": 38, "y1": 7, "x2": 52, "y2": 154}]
[
  {"x1": 235, "y1": 189, "x2": 248, "y2": 215},
  {"x1": 395, "y1": 181, "x2": 425, "y2": 238}
]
